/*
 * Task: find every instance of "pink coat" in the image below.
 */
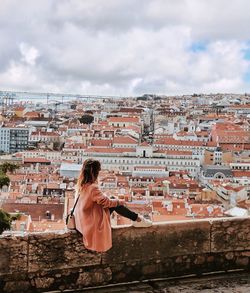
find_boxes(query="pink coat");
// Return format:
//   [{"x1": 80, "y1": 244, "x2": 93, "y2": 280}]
[{"x1": 74, "y1": 183, "x2": 119, "y2": 252}]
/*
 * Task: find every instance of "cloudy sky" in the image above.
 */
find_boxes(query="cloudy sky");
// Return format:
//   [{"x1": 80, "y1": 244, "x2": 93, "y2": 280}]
[{"x1": 1, "y1": 0, "x2": 250, "y2": 96}]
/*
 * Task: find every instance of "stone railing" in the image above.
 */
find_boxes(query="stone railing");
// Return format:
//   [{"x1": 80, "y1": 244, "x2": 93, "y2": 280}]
[{"x1": 0, "y1": 217, "x2": 249, "y2": 292}]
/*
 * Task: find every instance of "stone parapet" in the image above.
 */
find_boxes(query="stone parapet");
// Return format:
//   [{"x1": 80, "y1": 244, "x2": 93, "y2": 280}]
[{"x1": 0, "y1": 217, "x2": 249, "y2": 292}]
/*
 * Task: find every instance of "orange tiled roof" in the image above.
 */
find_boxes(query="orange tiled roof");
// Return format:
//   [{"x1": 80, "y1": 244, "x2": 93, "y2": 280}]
[
  {"x1": 232, "y1": 171, "x2": 250, "y2": 177},
  {"x1": 85, "y1": 147, "x2": 136, "y2": 153},
  {"x1": 108, "y1": 117, "x2": 140, "y2": 123},
  {"x1": 176, "y1": 131, "x2": 195, "y2": 137},
  {"x1": 140, "y1": 141, "x2": 150, "y2": 146},
  {"x1": 126, "y1": 125, "x2": 142, "y2": 132},
  {"x1": 228, "y1": 105, "x2": 250, "y2": 109},
  {"x1": 14, "y1": 106, "x2": 25, "y2": 111},
  {"x1": 223, "y1": 185, "x2": 245, "y2": 192},
  {"x1": 90, "y1": 139, "x2": 112, "y2": 147},
  {"x1": 195, "y1": 131, "x2": 209, "y2": 137},
  {"x1": 24, "y1": 158, "x2": 51, "y2": 163},
  {"x1": 24, "y1": 111, "x2": 40, "y2": 118},
  {"x1": 154, "y1": 138, "x2": 206, "y2": 147},
  {"x1": 113, "y1": 136, "x2": 138, "y2": 144}
]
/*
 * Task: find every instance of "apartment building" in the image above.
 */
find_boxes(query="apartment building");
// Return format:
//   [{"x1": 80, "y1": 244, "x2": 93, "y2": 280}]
[
  {"x1": 20, "y1": 150, "x2": 62, "y2": 161},
  {"x1": 204, "y1": 148, "x2": 233, "y2": 165},
  {"x1": 0, "y1": 126, "x2": 29, "y2": 153},
  {"x1": 77, "y1": 145, "x2": 201, "y2": 177},
  {"x1": 153, "y1": 137, "x2": 216, "y2": 157}
]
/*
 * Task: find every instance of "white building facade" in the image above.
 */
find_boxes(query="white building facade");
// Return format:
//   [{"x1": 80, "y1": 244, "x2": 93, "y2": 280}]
[
  {"x1": 79, "y1": 146, "x2": 201, "y2": 177},
  {"x1": 0, "y1": 126, "x2": 29, "y2": 153}
]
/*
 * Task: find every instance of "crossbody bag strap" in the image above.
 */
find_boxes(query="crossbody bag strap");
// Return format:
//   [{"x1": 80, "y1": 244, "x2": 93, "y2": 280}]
[{"x1": 70, "y1": 188, "x2": 80, "y2": 216}]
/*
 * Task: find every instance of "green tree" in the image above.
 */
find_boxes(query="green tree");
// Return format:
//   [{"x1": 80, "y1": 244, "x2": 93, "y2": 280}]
[
  {"x1": 11, "y1": 213, "x2": 22, "y2": 221},
  {"x1": 0, "y1": 162, "x2": 20, "y2": 174},
  {"x1": 79, "y1": 114, "x2": 94, "y2": 124},
  {"x1": 85, "y1": 110, "x2": 93, "y2": 115},
  {"x1": 53, "y1": 141, "x2": 61, "y2": 151},
  {"x1": 0, "y1": 174, "x2": 10, "y2": 188},
  {"x1": 136, "y1": 96, "x2": 147, "y2": 101},
  {"x1": 0, "y1": 209, "x2": 12, "y2": 234}
]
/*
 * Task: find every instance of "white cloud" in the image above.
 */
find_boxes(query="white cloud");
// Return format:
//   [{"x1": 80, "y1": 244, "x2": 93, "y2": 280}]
[
  {"x1": 20, "y1": 43, "x2": 40, "y2": 66},
  {"x1": 0, "y1": 61, "x2": 38, "y2": 90},
  {"x1": 0, "y1": 0, "x2": 250, "y2": 95}
]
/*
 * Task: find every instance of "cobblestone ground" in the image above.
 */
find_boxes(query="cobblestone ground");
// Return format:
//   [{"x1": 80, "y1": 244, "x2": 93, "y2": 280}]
[{"x1": 80, "y1": 273, "x2": 250, "y2": 293}]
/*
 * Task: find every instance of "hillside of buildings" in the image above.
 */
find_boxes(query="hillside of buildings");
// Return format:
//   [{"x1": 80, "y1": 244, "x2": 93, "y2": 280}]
[{"x1": 0, "y1": 93, "x2": 250, "y2": 234}]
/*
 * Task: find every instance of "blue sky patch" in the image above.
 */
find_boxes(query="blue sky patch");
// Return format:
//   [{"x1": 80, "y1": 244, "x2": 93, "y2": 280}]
[
  {"x1": 189, "y1": 42, "x2": 207, "y2": 52},
  {"x1": 243, "y1": 71, "x2": 250, "y2": 82},
  {"x1": 243, "y1": 48, "x2": 250, "y2": 60}
]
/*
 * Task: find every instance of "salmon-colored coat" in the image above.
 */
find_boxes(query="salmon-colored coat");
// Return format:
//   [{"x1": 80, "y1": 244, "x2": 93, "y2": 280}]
[{"x1": 74, "y1": 183, "x2": 119, "y2": 252}]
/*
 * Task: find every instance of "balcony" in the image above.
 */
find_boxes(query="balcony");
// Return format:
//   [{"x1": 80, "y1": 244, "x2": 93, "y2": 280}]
[{"x1": 0, "y1": 217, "x2": 249, "y2": 292}]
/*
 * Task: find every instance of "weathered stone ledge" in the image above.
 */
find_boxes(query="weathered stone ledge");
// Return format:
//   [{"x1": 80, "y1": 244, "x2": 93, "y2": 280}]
[{"x1": 0, "y1": 217, "x2": 249, "y2": 292}]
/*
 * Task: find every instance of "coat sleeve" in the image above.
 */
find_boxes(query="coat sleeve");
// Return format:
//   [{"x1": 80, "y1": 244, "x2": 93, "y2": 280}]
[{"x1": 92, "y1": 185, "x2": 119, "y2": 208}]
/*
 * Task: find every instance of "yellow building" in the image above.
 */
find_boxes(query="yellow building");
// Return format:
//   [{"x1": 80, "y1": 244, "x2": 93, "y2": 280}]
[
  {"x1": 14, "y1": 106, "x2": 25, "y2": 117},
  {"x1": 204, "y1": 148, "x2": 233, "y2": 165},
  {"x1": 196, "y1": 188, "x2": 218, "y2": 202}
]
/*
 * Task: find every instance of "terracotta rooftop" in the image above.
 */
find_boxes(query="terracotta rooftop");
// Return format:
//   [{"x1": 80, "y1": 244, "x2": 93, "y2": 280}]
[
  {"x1": 23, "y1": 158, "x2": 51, "y2": 163},
  {"x1": 108, "y1": 117, "x2": 140, "y2": 123},
  {"x1": 85, "y1": 147, "x2": 136, "y2": 153}
]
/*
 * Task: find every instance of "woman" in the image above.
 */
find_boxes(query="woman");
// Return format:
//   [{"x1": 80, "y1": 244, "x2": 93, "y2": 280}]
[{"x1": 74, "y1": 158, "x2": 152, "y2": 252}]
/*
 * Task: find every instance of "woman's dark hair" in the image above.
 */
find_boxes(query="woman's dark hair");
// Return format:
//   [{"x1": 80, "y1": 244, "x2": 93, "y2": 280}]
[{"x1": 77, "y1": 159, "x2": 101, "y2": 187}]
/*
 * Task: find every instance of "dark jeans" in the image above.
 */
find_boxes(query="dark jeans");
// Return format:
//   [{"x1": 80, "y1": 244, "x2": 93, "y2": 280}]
[{"x1": 109, "y1": 205, "x2": 138, "y2": 221}]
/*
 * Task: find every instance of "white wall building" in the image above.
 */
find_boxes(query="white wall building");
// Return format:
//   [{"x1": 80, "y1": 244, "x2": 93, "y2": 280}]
[
  {"x1": 0, "y1": 126, "x2": 29, "y2": 153},
  {"x1": 230, "y1": 162, "x2": 250, "y2": 171},
  {"x1": 21, "y1": 150, "x2": 62, "y2": 161},
  {"x1": 77, "y1": 145, "x2": 201, "y2": 177},
  {"x1": 132, "y1": 166, "x2": 169, "y2": 178}
]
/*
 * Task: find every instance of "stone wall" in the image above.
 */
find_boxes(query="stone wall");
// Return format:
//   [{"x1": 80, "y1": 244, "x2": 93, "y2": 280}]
[{"x1": 0, "y1": 217, "x2": 249, "y2": 292}]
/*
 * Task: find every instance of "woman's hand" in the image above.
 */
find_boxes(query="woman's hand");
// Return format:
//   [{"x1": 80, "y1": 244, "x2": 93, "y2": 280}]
[{"x1": 118, "y1": 199, "x2": 126, "y2": 206}]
